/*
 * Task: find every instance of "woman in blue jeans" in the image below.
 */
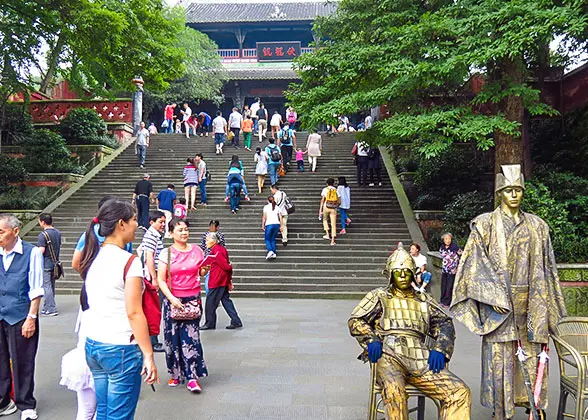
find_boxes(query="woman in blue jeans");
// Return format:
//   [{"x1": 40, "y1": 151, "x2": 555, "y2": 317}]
[
  {"x1": 261, "y1": 196, "x2": 283, "y2": 260},
  {"x1": 79, "y1": 199, "x2": 158, "y2": 420}
]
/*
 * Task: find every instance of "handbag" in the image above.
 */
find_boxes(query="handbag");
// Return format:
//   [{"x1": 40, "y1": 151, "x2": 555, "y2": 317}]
[
  {"x1": 161, "y1": 120, "x2": 169, "y2": 128},
  {"x1": 278, "y1": 165, "x2": 286, "y2": 177},
  {"x1": 42, "y1": 231, "x2": 64, "y2": 279},
  {"x1": 166, "y1": 247, "x2": 201, "y2": 321}
]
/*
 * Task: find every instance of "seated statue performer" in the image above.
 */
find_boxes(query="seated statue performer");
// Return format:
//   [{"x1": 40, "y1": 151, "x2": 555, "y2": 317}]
[{"x1": 349, "y1": 245, "x2": 471, "y2": 420}]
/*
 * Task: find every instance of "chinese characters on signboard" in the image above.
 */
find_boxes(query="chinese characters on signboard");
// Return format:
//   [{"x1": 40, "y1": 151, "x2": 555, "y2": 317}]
[{"x1": 257, "y1": 42, "x2": 301, "y2": 62}]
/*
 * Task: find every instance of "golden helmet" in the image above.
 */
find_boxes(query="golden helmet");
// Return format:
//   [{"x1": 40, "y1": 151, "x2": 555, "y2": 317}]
[
  {"x1": 383, "y1": 243, "x2": 416, "y2": 280},
  {"x1": 495, "y1": 164, "x2": 525, "y2": 193}
]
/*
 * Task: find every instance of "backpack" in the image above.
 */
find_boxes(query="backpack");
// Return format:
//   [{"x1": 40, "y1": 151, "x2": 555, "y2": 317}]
[
  {"x1": 125, "y1": 255, "x2": 161, "y2": 337},
  {"x1": 367, "y1": 147, "x2": 377, "y2": 159},
  {"x1": 325, "y1": 187, "x2": 340, "y2": 209},
  {"x1": 284, "y1": 195, "x2": 295, "y2": 214},
  {"x1": 269, "y1": 146, "x2": 282, "y2": 162},
  {"x1": 287, "y1": 112, "x2": 296, "y2": 124},
  {"x1": 280, "y1": 129, "x2": 292, "y2": 145}
]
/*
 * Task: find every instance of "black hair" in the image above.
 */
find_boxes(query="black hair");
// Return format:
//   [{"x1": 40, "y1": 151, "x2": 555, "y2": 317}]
[
  {"x1": 98, "y1": 195, "x2": 117, "y2": 209},
  {"x1": 337, "y1": 176, "x2": 348, "y2": 187},
  {"x1": 195, "y1": 153, "x2": 203, "y2": 159},
  {"x1": 149, "y1": 210, "x2": 165, "y2": 222},
  {"x1": 216, "y1": 110, "x2": 221, "y2": 116},
  {"x1": 169, "y1": 217, "x2": 189, "y2": 233},
  {"x1": 327, "y1": 178, "x2": 335, "y2": 186},
  {"x1": 271, "y1": 184, "x2": 279, "y2": 190},
  {"x1": 255, "y1": 147, "x2": 261, "y2": 154},
  {"x1": 187, "y1": 157, "x2": 194, "y2": 164},
  {"x1": 268, "y1": 195, "x2": 276, "y2": 210},
  {"x1": 167, "y1": 184, "x2": 175, "y2": 189},
  {"x1": 179, "y1": 198, "x2": 186, "y2": 205},
  {"x1": 411, "y1": 242, "x2": 421, "y2": 252},
  {"x1": 79, "y1": 200, "x2": 135, "y2": 281},
  {"x1": 246, "y1": 115, "x2": 251, "y2": 119},
  {"x1": 38, "y1": 213, "x2": 53, "y2": 225},
  {"x1": 230, "y1": 155, "x2": 240, "y2": 168},
  {"x1": 268, "y1": 137, "x2": 275, "y2": 144},
  {"x1": 209, "y1": 220, "x2": 220, "y2": 227}
]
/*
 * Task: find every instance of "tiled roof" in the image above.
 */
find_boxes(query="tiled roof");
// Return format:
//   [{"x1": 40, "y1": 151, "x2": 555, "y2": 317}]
[{"x1": 186, "y1": 1, "x2": 338, "y2": 24}]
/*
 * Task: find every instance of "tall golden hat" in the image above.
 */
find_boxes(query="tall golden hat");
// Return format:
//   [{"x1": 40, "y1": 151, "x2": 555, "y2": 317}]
[
  {"x1": 495, "y1": 164, "x2": 525, "y2": 193},
  {"x1": 383, "y1": 243, "x2": 416, "y2": 280}
]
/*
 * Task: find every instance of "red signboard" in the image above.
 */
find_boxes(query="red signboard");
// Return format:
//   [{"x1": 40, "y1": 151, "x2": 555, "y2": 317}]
[{"x1": 257, "y1": 42, "x2": 301, "y2": 62}]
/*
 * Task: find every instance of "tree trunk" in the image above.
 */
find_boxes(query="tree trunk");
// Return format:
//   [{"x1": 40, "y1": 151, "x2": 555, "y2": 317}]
[
  {"x1": 39, "y1": 35, "x2": 65, "y2": 94},
  {"x1": 493, "y1": 58, "x2": 525, "y2": 176}
]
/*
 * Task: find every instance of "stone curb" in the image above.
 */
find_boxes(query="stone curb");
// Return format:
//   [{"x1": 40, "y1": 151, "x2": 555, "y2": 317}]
[
  {"x1": 19, "y1": 138, "x2": 136, "y2": 237},
  {"x1": 379, "y1": 146, "x2": 428, "y2": 254}
]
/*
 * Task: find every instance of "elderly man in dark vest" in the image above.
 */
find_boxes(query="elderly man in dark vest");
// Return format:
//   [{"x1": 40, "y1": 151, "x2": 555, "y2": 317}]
[{"x1": 0, "y1": 214, "x2": 44, "y2": 420}]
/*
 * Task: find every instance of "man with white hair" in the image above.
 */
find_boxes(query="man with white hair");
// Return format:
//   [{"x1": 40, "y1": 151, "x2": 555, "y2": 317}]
[{"x1": 0, "y1": 214, "x2": 44, "y2": 420}]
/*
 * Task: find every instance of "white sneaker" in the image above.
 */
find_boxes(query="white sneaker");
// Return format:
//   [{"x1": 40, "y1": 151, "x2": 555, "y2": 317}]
[
  {"x1": 0, "y1": 400, "x2": 16, "y2": 416},
  {"x1": 270, "y1": 252, "x2": 277, "y2": 259},
  {"x1": 369, "y1": 183, "x2": 375, "y2": 187},
  {"x1": 266, "y1": 251, "x2": 272, "y2": 260},
  {"x1": 21, "y1": 409, "x2": 38, "y2": 420}
]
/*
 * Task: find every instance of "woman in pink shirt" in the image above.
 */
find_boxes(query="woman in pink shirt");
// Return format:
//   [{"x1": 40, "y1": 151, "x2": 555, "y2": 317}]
[{"x1": 157, "y1": 218, "x2": 208, "y2": 393}]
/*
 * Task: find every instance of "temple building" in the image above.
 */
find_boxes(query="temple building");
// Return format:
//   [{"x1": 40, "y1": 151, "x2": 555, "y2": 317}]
[{"x1": 186, "y1": 0, "x2": 338, "y2": 114}]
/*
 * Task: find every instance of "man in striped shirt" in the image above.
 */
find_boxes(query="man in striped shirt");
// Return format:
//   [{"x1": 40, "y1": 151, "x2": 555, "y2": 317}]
[{"x1": 138, "y1": 210, "x2": 166, "y2": 352}]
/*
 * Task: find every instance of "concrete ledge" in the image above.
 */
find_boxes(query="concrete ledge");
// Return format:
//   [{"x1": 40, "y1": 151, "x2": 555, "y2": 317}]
[
  {"x1": 19, "y1": 137, "x2": 136, "y2": 237},
  {"x1": 379, "y1": 146, "x2": 428, "y2": 253}
]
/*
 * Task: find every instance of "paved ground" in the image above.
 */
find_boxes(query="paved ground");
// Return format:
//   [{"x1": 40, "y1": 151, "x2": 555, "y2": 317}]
[{"x1": 4, "y1": 296, "x2": 563, "y2": 420}]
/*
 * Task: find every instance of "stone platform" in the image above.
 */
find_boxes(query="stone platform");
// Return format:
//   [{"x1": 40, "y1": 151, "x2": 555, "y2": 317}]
[{"x1": 8, "y1": 296, "x2": 562, "y2": 420}]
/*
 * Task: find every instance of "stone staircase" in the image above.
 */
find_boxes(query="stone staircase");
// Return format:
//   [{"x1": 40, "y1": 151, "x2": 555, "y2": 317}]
[{"x1": 23, "y1": 132, "x2": 412, "y2": 298}]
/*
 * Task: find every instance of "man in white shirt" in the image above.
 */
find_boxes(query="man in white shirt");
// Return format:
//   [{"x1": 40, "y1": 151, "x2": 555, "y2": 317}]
[
  {"x1": 180, "y1": 103, "x2": 192, "y2": 139},
  {"x1": 365, "y1": 114, "x2": 373, "y2": 129},
  {"x1": 212, "y1": 110, "x2": 228, "y2": 155},
  {"x1": 228, "y1": 107, "x2": 243, "y2": 149},
  {"x1": 355, "y1": 141, "x2": 369, "y2": 186},
  {"x1": 271, "y1": 185, "x2": 290, "y2": 247},
  {"x1": 0, "y1": 214, "x2": 44, "y2": 420},
  {"x1": 249, "y1": 97, "x2": 260, "y2": 134},
  {"x1": 410, "y1": 242, "x2": 432, "y2": 291},
  {"x1": 136, "y1": 121, "x2": 150, "y2": 169}
]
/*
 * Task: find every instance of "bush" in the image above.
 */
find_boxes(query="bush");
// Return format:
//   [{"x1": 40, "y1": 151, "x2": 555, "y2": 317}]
[
  {"x1": 530, "y1": 105, "x2": 588, "y2": 178},
  {"x1": 413, "y1": 144, "x2": 493, "y2": 209},
  {"x1": 60, "y1": 108, "x2": 118, "y2": 148},
  {"x1": 444, "y1": 191, "x2": 493, "y2": 242},
  {"x1": 0, "y1": 155, "x2": 28, "y2": 192},
  {"x1": 22, "y1": 129, "x2": 83, "y2": 173},
  {"x1": 0, "y1": 186, "x2": 53, "y2": 210},
  {"x1": 522, "y1": 181, "x2": 588, "y2": 263},
  {"x1": 3, "y1": 104, "x2": 34, "y2": 145}
]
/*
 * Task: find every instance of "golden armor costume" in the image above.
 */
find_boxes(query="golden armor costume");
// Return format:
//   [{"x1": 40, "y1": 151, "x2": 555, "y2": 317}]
[
  {"x1": 451, "y1": 165, "x2": 567, "y2": 420},
  {"x1": 349, "y1": 246, "x2": 471, "y2": 420}
]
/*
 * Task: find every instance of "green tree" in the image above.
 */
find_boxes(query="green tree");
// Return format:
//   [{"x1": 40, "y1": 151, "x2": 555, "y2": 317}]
[
  {"x1": 287, "y1": 0, "x2": 587, "y2": 175},
  {"x1": 0, "y1": 0, "x2": 187, "y2": 99},
  {"x1": 143, "y1": 26, "x2": 227, "y2": 118}
]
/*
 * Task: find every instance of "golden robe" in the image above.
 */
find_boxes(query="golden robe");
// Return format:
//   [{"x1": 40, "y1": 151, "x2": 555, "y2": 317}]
[{"x1": 451, "y1": 207, "x2": 567, "y2": 419}]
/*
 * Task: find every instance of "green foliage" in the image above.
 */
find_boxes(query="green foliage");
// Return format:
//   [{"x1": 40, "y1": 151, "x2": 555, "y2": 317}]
[
  {"x1": 22, "y1": 129, "x2": 82, "y2": 173},
  {"x1": 444, "y1": 191, "x2": 493, "y2": 241},
  {"x1": 522, "y1": 181, "x2": 588, "y2": 263},
  {"x1": 0, "y1": 186, "x2": 54, "y2": 210},
  {"x1": 3, "y1": 104, "x2": 34, "y2": 145},
  {"x1": 143, "y1": 27, "x2": 226, "y2": 118},
  {"x1": 530, "y1": 105, "x2": 588, "y2": 177},
  {"x1": 59, "y1": 108, "x2": 118, "y2": 148},
  {"x1": 0, "y1": 1, "x2": 190, "y2": 98},
  {"x1": 412, "y1": 144, "x2": 493, "y2": 209},
  {"x1": 287, "y1": 0, "x2": 587, "y2": 158},
  {"x1": 0, "y1": 155, "x2": 28, "y2": 193}
]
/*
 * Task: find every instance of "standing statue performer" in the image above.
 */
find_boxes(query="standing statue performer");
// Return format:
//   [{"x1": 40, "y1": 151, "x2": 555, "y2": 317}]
[
  {"x1": 450, "y1": 164, "x2": 568, "y2": 420},
  {"x1": 349, "y1": 245, "x2": 471, "y2": 420}
]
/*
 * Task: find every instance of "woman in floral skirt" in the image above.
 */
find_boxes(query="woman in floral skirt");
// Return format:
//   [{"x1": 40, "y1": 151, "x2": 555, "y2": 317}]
[{"x1": 157, "y1": 218, "x2": 208, "y2": 392}]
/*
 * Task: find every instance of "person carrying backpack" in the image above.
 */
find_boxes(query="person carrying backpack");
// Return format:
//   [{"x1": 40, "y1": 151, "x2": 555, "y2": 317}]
[
  {"x1": 264, "y1": 138, "x2": 282, "y2": 186},
  {"x1": 367, "y1": 146, "x2": 382, "y2": 186},
  {"x1": 278, "y1": 123, "x2": 296, "y2": 167},
  {"x1": 319, "y1": 178, "x2": 341, "y2": 246}
]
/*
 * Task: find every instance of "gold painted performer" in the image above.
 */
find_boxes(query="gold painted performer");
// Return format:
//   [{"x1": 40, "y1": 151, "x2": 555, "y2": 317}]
[
  {"x1": 349, "y1": 245, "x2": 471, "y2": 420},
  {"x1": 450, "y1": 164, "x2": 567, "y2": 420}
]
